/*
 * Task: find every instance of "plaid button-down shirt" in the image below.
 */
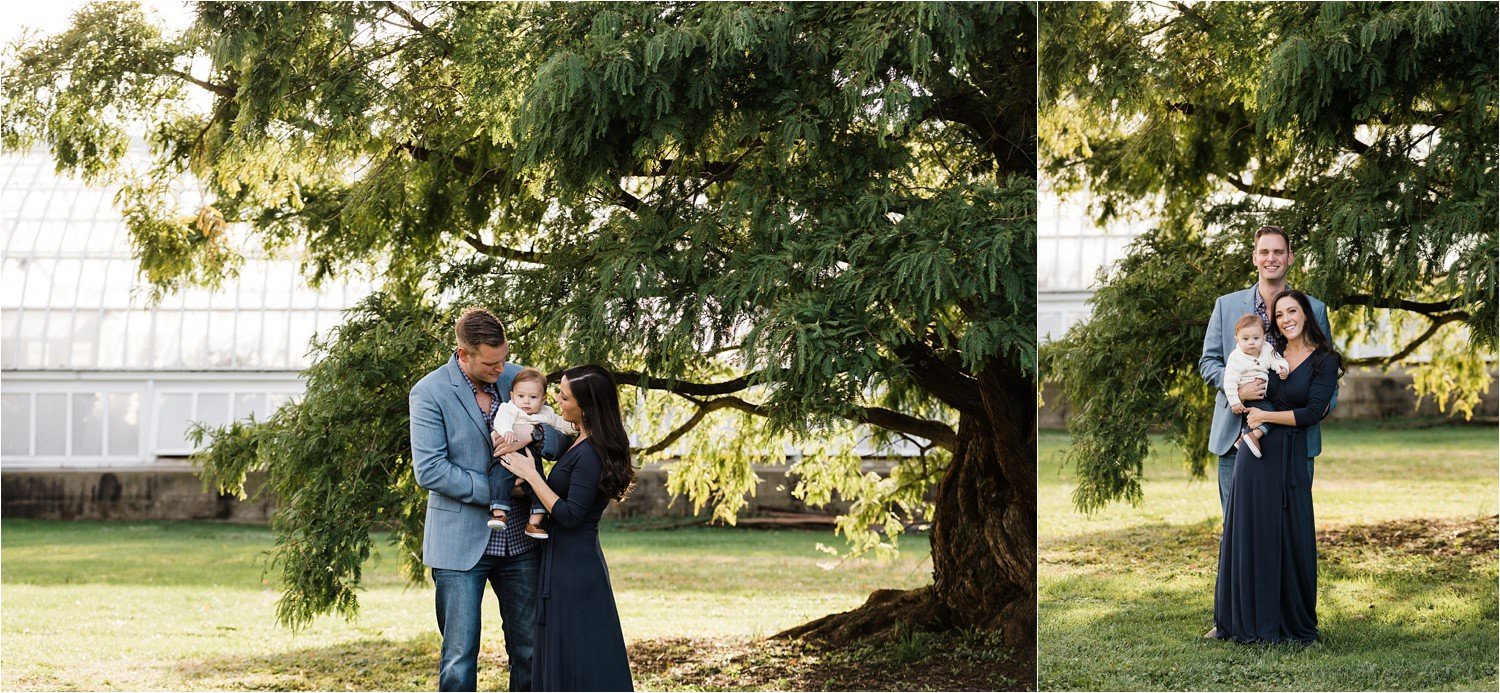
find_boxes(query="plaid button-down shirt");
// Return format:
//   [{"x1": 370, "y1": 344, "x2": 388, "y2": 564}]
[
  {"x1": 457, "y1": 358, "x2": 537, "y2": 558},
  {"x1": 1252, "y1": 285, "x2": 1284, "y2": 353}
]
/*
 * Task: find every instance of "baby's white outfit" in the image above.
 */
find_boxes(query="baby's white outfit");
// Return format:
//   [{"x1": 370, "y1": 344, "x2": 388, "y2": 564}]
[
  {"x1": 1223, "y1": 340, "x2": 1289, "y2": 407},
  {"x1": 493, "y1": 402, "x2": 578, "y2": 438}
]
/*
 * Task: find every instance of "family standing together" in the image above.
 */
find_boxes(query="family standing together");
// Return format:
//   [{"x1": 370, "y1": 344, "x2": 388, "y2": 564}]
[
  {"x1": 409, "y1": 308, "x2": 635, "y2": 691},
  {"x1": 1199, "y1": 226, "x2": 1344, "y2": 644}
]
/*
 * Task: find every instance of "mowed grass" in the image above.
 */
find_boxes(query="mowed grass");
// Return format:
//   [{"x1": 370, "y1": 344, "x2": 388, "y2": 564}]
[
  {"x1": 1039, "y1": 419, "x2": 1499, "y2": 691},
  {"x1": 1, "y1": 520, "x2": 932, "y2": 691}
]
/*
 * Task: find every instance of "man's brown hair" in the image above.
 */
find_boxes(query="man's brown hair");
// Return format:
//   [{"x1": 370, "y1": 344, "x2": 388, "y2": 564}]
[
  {"x1": 1254, "y1": 225, "x2": 1291, "y2": 253},
  {"x1": 512, "y1": 366, "x2": 547, "y2": 392},
  {"x1": 455, "y1": 307, "x2": 507, "y2": 350}
]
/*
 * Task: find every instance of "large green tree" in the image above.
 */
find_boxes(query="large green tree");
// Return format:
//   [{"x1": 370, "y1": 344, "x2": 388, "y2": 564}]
[
  {"x1": 1039, "y1": 1, "x2": 1497, "y2": 511},
  {"x1": 3, "y1": 1, "x2": 1037, "y2": 647}
]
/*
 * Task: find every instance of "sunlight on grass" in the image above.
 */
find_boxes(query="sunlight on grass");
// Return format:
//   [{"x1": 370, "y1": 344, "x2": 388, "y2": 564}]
[
  {"x1": 1040, "y1": 421, "x2": 1498, "y2": 691},
  {"x1": 1, "y1": 522, "x2": 931, "y2": 691}
]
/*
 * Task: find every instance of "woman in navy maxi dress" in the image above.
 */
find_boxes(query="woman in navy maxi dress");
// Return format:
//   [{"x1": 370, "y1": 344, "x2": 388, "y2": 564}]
[
  {"x1": 1213, "y1": 290, "x2": 1341, "y2": 644},
  {"x1": 499, "y1": 366, "x2": 634, "y2": 691}
]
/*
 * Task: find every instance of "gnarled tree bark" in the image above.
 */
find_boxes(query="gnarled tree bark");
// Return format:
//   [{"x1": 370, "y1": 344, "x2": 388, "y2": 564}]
[{"x1": 777, "y1": 356, "x2": 1036, "y2": 650}]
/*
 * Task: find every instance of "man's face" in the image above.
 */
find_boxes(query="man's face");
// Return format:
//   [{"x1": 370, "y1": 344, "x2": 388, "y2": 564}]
[
  {"x1": 457, "y1": 342, "x2": 509, "y2": 384},
  {"x1": 510, "y1": 380, "x2": 546, "y2": 415},
  {"x1": 1253, "y1": 233, "x2": 1292, "y2": 283}
]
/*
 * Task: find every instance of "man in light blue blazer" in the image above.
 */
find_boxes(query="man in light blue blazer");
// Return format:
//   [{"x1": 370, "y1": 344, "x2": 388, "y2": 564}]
[
  {"x1": 410, "y1": 308, "x2": 571, "y2": 692},
  {"x1": 1199, "y1": 226, "x2": 1335, "y2": 518}
]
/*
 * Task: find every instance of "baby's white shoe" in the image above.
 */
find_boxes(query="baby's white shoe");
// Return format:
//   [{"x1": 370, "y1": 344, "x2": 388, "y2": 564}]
[
  {"x1": 1240, "y1": 432, "x2": 1263, "y2": 458},
  {"x1": 486, "y1": 517, "x2": 507, "y2": 530}
]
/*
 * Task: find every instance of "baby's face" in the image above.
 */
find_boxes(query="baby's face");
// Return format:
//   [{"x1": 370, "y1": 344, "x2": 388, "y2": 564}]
[
  {"x1": 1236, "y1": 326, "x2": 1264, "y2": 355},
  {"x1": 510, "y1": 380, "x2": 546, "y2": 415}
]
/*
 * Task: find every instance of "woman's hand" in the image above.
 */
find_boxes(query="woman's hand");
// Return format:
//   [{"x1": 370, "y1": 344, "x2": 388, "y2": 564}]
[
  {"x1": 1246, "y1": 408, "x2": 1270, "y2": 429},
  {"x1": 499, "y1": 447, "x2": 541, "y2": 484}
]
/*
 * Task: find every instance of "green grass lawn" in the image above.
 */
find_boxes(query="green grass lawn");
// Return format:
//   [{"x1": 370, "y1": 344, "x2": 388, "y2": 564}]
[
  {"x1": 1, "y1": 520, "x2": 933, "y2": 691},
  {"x1": 1039, "y1": 419, "x2": 1499, "y2": 691}
]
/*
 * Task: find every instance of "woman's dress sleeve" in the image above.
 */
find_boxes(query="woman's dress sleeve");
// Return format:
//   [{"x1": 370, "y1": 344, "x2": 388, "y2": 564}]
[
  {"x1": 549, "y1": 449, "x2": 602, "y2": 528},
  {"x1": 1291, "y1": 353, "x2": 1340, "y2": 428}
]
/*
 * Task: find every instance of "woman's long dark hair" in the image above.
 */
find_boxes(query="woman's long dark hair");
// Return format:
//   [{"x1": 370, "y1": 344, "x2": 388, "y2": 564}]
[
  {"x1": 563, "y1": 365, "x2": 636, "y2": 501},
  {"x1": 1270, "y1": 289, "x2": 1346, "y2": 376}
]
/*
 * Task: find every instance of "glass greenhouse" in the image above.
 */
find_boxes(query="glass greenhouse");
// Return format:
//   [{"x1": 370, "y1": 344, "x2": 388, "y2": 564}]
[{"x1": 1, "y1": 146, "x2": 375, "y2": 470}]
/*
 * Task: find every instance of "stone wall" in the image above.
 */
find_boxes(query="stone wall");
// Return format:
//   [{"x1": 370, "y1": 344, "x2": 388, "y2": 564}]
[
  {"x1": 1, "y1": 470, "x2": 277, "y2": 522},
  {"x1": 0, "y1": 465, "x2": 862, "y2": 523}
]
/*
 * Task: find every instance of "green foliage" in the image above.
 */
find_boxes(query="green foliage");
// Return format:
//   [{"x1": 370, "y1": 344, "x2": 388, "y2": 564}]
[
  {"x1": 1042, "y1": 228, "x2": 1244, "y2": 511},
  {"x1": 191, "y1": 290, "x2": 449, "y2": 626},
  {"x1": 4, "y1": 1, "x2": 1035, "y2": 625},
  {"x1": 1041, "y1": 1, "x2": 1497, "y2": 510}
]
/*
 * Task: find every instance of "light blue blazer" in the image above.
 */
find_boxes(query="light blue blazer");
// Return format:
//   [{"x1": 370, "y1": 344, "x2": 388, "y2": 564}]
[
  {"x1": 409, "y1": 355, "x2": 570, "y2": 571},
  {"x1": 1199, "y1": 287, "x2": 1337, "y2": 457}
]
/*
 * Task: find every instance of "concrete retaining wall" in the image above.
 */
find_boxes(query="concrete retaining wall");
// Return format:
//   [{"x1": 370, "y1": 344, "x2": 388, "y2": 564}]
[
  {"x1": 0, "y1": 466, "x2": 860, "y2": 523},
  {"x1": 1, "y1": 470, "x2": 277, "y2": 522}
]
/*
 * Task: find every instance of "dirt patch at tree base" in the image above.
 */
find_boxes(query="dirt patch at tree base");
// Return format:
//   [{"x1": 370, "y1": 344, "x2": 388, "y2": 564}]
[
  {"x1": 1319, "y1": 515, "x2": 1498, "y2": 557},
  {"x1": 630, "y1": 628, "x2": 1033, "y2": 691}
]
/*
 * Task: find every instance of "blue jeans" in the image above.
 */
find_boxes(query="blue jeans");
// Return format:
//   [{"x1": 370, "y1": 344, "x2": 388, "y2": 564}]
[
  {"x1": 432, "y1": 549, "x2": 540, "y2": 691},
  {"x1": 1218, "y1": 452, "x2": 1316, "y2": 518},
  {"x1": 488, "y1": 446, "x2": 548, "y2": 517}
]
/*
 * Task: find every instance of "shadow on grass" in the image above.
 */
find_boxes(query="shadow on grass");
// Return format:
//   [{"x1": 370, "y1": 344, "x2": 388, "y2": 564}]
[
  {"x1": 174, "y1": 630, "x2": 1028, "y2": 692},
  {"x1": 177, "y1": 634, "x2": 448, "y2": 691},
  {"x1": 632, "y1": 631, "x2": 1032, "y2": 692},
  {"x1": 1041, "y1": 517, "x2": 1498, "y2": 691}
]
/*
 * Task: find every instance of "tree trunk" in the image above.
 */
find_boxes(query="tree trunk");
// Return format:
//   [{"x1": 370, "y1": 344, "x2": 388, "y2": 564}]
[
  {"x1": 777, "y1": 358, "x2": 1036, "y2": 649},
  {"x1": 931, "y1": 357, "x2": 1036, "y2": 644}
]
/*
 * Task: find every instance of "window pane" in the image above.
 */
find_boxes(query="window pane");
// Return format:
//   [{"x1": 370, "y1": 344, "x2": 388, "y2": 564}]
[
  {"x1": 260, "y1": 312, "x2": 290, "y2": 369},
  {"x1": 152, "y1": 311, "x2": 183, "y2": 369},
  {"x1": 0, "y1": 257, "x2": 25, "y2": 308},
  {"x1": 204, "y1": 310, "x2": 236, "y2": 367},
  {"x1": 97, "y1": 310, "x2": 130, "y2": 369},
  {"x1": 155, "y1": 393, "x2": 194, "y2": 452},
  {"x1": 0, "y1": 310, "x2": 19, "y2": 370},
  {"x1": 34, "y1": 393, "x2": 66, "y2": 455},
  {"x1": 2, "y1": 393, "x2": 29, "y2": 456},
  {"x1": 236, "y1": 311, "x2": 264, "y2": 367},
  {"x1": 234, "y1": 393, "x2": 263, "y2": 422},
  {"x1": 196, "y1": 393, "x2": 230, "y2": 434},
  {"x1": 71, "y1": 393, "x2": 103, "y2": 456},
  {"x1": 107, "y1": 392, "x2": 140, "y2": 457},
  {"x1": 43, "y1": 310, "x2": 73, "y2": 369},
  {"x1": 68, "y1": 312, "x2": 101, "y2": 369}
]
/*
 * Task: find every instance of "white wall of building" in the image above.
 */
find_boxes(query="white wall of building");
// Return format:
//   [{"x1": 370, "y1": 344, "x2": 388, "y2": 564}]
[{"x1": 1, "y1": 147, "x2": 373, "y2": 470}]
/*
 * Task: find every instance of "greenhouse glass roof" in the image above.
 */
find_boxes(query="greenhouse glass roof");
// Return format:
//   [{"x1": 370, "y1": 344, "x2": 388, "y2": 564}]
[{"x1": 1, "y1": 147, "x2": 375, "y2": 371}]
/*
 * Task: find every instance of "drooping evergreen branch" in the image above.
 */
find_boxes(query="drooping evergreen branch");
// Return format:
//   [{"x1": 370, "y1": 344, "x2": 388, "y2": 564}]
[
  {"x1": 856, "y1": 406, "x2": 957, "y2": 451},
  {"x1": 612, "y1": 371, "x2": 763, "y2": 396},
  {"x1": 613, "y1": 183, "x2": 644, "y2": 213},
  {"x1": 1335, "y1": 295, "x2": 1461, "y2": 315},
  {"x1": 634, "y1": 396, "x2": 749, "y2": 456},
  {"x1": 383, "y1": 2, "x2": 452, "y2": 55},
  {"x1": 1345, "y1": 311, "x2": 1472, "y2": 367},
  {"x1": 892, "y1": 341, "x2": 984, "y2": 415},
  {"x1": 397, "y1": 142, "x2": 517, "y2": 188},
  {"x1": 630, "y1": 159, "x2": 741, "y2": 179},
  {"x1": 160, "y1": 68, "x2": 237, "y2": 98},
  {"x1": 1225, "y1": 174, "x2": 1299, "y2": 201},
  {"x1": 460, "y1": 234, "x2": 549, "y2": 265},
  {"x1": 611, "y1": 371, "x2": 960, "y2": 452}
]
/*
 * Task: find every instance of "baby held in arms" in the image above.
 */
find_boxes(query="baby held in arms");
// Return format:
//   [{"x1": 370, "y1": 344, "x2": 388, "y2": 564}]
[
  {"x1": 487, "y1": 367, "x2": 578, "y2": 538},
  {"x1": 1225, "y1": 314, "x2": 1288, "y2": 458}
]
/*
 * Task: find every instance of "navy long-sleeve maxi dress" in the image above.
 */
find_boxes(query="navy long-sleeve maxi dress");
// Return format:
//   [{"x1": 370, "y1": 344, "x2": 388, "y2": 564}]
[
  {"x1": 532, "y1": 438, "x2": 633, "y2": 691},
  {"x1": 1213, "y1": 349, "x2": 1338, "y2": 644}
]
